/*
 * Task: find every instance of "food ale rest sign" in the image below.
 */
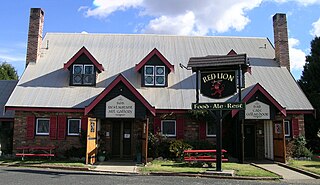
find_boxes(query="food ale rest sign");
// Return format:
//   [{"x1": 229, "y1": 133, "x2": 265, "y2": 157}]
[{"x1": 200, "y1": 71, "x2": 237, "y2": 99}]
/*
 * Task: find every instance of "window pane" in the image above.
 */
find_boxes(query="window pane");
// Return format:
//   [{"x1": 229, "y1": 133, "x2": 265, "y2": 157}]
[
  {"x1": 73, "y1": 65, "x2": 83, "y2": 74},
  {"x1": 145, "y1": 66, "x2": 154, "y2": 75},
  {"x1": 155, "y1": 76, "x2": 164, "y2": 85},
  {"x1": 207, "y1": 122, "x2": 216, "y2": 136},
  {"x1": 145, "y1": 76, "x2": 154, "y2": 85},
  {"x1": 84, "y1": 65, "x2": 94, "y2": 74},
  {"x1": 37, "y1": 119, "x2": 49, "y2": 135},
  {"x1": 68, "y1": 119, "x2": 80, "y2": 135},
  {"x1": 162, "y1": 121, "x2": 176, "y2": 136},
  {"x1": 284, "y1": 121, "x2": 290, "y2": 136},
  {"x1": 73, "y1": 75, "x2": 82, "y2": 84},
  {"x1": 83, "y1": 74, "x2": 94, "y2": 84},
  {"x1": 156, "y1": 66, "x2": 165, "y2": 75}
]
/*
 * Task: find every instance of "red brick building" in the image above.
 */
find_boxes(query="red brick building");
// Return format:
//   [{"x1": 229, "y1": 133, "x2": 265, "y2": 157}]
[{"x1": 5, "y1": 8, "x2": 314, "y2": 163}]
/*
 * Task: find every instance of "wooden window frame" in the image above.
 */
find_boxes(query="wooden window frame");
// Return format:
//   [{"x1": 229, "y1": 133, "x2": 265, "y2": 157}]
[
  {"x1": 155, "y1": 66, "x2": 165, "y2": 86},
  {"x1": 67, "y1": 119, "x2": 81, "y2": 136},
  {"x1": 161, "y1": 120, "x2": 176, "y2": 137},
  {"x1": 206, "y1": 121, "x2": 216, "y2": 137},
  {"x1": 144, "y1": 65, "x2": 154, "y2": 86},
  {"x1": 284, "y1": 120, "x2": 291, "y2": 137},
  {"x1": 36, "y1": 118, "x2": 50, "y2": 136}
]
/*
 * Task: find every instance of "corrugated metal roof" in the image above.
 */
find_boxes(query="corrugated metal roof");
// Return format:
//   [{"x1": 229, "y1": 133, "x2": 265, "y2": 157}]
[
  {"x1": 5, "y1": 33, "x2": 313, "y2": 111},
  {"x1": 0, "y1": 80, "x2": 18, "y2": 118}
]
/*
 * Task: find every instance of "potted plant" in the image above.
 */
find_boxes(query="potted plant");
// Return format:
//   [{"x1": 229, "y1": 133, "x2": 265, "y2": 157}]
[{"x1": 97, "y1": 150, "x2": 106, "y2": 162}]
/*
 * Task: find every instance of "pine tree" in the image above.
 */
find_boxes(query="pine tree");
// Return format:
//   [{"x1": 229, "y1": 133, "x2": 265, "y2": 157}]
[
  {"x1": 298, "y1": 37, "x2": 320, "y2": 152},
  {"x1": 0, "y1": 61, "x2": 18, "y2": 80}
]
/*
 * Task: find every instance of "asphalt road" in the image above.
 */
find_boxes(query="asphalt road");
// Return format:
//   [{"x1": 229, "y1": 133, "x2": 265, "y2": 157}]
[{"x1": 0, "y1": 167, "x2": 319, "y2": 185}]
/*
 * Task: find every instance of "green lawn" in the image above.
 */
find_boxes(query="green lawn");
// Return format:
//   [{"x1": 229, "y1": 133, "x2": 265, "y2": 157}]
[
  {"x1": 0, "y1": 158, "x2": 86, "y2": 167},
  {"x1": 287, "y1": 159, "x2": 320, "y2": 175},
  {"x1": 141, "y1": 160, "x2": 279, "y2": 177}
]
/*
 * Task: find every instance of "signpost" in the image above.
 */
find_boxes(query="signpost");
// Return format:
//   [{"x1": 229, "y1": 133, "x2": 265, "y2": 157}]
[{"x1": 192, "y1": 102, "x2": 245, "y2": 171}]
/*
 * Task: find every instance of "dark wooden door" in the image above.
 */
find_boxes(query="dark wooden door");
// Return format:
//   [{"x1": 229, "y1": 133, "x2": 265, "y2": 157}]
[
  {"x1": 273, "y1": 120, "x2": 286, "y2": 163},
  {"x1": 123, "y1": 121, "x2": 132, "y2": 157},
  {"x1": 244, "y1": 124, "x2": 256, "y2": 158},
  {"x1": 112, "y1": 120, "x2": 132, "y2": 158},
  {"x1": 112, "y1": 121, "x2": 121, "y2": 157}
]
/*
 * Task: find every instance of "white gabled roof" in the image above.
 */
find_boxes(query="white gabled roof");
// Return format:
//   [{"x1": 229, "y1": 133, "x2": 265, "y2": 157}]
[{"x1": 5, "y1": 33, "x2": 313, "y2": 111}]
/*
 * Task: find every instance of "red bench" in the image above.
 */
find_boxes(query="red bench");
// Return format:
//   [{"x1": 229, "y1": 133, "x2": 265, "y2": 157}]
[
  {"x1": 16, "y1": 146, "x2": 57, "y2": 160},
  {"x1": 183, "y1": 149, "x2": 228, "y2": 162}
]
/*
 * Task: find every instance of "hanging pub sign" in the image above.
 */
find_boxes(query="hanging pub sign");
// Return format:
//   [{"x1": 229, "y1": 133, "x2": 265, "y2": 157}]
[{"x1": 200, "y1": 71, "x2": 236, "y2": 99}]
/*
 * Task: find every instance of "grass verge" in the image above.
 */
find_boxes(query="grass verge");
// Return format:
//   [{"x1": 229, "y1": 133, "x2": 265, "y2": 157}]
[
  {"x1": 0, "y1": 158, "x2": 86, "y2": 168},
  {"x1": 287, "y1": 159, "x2": 320, "y2": 175},
  {"x1": 141, "y1": 160, "x2": 279, "y2": 177}
]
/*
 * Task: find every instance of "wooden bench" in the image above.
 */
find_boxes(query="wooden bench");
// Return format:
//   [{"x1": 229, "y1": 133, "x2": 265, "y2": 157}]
[
  {"x1": 16, "y1": 146, "x2": 57, "y2": 160},
  {"x1": 183, "y1": 149, "x2": 228, "y2": 162}
]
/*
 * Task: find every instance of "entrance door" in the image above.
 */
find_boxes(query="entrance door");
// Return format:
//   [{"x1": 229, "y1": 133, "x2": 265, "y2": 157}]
[
  {"x1": 86, "y1": 117, "x2": 97, "y2": 165},
  {"x1": 273, "y1": 120, "x2": 286, "y2": 163},
  {"x1": 244, "y1": 124, "x2": 256, "y2": 158},
  {"x1": 112, "y1": 120, "x2": 132, "y2": 158}
]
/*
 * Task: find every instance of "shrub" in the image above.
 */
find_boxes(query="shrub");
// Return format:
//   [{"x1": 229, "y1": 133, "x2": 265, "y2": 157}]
[
  {"x1": 169, "y1": 140, "x2": 192, "y2": 160},
  {"x1": 65, "y1": 147, "x2": 86, "y2": 159},
  {"x1": 186, "y1": 140, "x2": 215, "y2": 150},
  {"x1": 148, "y1": 132, "x2": 172, "y2": 158},
  {"x1": 286, "y1": 136, "x2": 313, "y2": 160}
]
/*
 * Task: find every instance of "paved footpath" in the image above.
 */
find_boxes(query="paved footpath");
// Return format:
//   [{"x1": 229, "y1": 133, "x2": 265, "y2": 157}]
[{"x1": 254, "y1": 164, "x2": 314, "y2": 180}]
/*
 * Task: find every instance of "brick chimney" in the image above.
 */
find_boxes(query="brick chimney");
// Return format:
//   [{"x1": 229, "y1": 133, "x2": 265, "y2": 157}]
[
  {"x1": 26, "y1": 8, "x2": 44, "y2": 67},
  {"x1": 273, "y1": 13, "x2": 290, "y2": 71}
]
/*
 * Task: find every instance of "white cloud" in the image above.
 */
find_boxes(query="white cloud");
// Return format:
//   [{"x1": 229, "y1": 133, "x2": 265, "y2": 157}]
[
  {"x1": 84, "y1": 0, "x2": 262, "y2": 35},
  {"x1": 288, "y1": 38, "x2": 306, "y2": 71},
  {"x1": 85, "y1": 0, "x2": 143, "y2": 18},
  {"x1": 272, "y1": 0, "x2": 320, "y2": 6},
  {"x1": 310, "y1": 18, "x2": 320, "y2": 36}
]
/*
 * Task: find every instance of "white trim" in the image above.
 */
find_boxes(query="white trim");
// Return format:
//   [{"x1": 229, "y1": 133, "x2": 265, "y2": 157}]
[
  {"x1": 84, "y1": 64, "x2": 94, "y2": 74},
  {"x1": 67, "y1": 119, "x2": 81, "y2": 136},
  {"x1": 206, "y1": 121, "x2": 216, "y2": 137},
  {"x1": 161, "y1": 120, "x2": 176, "y2": 137},
  {"x1": 144, "y1": 65, "x2": 154, "y2": 86},
  {"x1": 284, "y1": 120, "x2": 291, "y2": 137},
  {"x1": 36, "y1": 118, "x2": 50, "y2": 135},
  {"x1": 155, "y1": 66, "x2": 165, "y2": 86},
  {"x1": 73, "y1": 64, "x2": 83, "y2": 74}
]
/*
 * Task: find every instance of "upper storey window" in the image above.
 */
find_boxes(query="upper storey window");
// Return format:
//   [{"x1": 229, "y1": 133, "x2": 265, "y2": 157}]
[
  {"x1": 64, "y1": 46, "x2": 104, "y2": 86},
  {"x1": 73, "y1": 64, "x2": 95, "y2": 85},
  {"x1": 144, "y1": 65, "x2": 165, "y2": 86},
  {"x1": 135, "y1": 48, "x2": 174, "y2": 87}
]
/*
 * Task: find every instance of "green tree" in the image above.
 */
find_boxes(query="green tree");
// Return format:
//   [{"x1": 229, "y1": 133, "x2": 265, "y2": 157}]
[
  {"x1": 0, "y1": 61, "x2": 18, "y2": 80},
  {"x1": 298, "y1": 37, "x2": 320, "y2": 153}
]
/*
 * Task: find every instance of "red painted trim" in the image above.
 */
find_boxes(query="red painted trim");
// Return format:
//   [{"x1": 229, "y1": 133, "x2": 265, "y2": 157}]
[
  {"x1": 286, "y1": 110, "x2": 314, "y2": 115},
  {"x1": 0, "y1": 118, "x2": 14, "y2": 122},
  {"x1": 5, "y1": 107, "x2": 84, "y2": 113},
  {"x1": 84, "y1": 74, "x2": 156, "y2": 116},
  {"x1": 135, "y1": 48, "x2": 174, "y2": 73},
  {"x1": 232, "y1": 83, "x2": 286, "y2": 117},
  {"x1": 156, "y1": 109, "x2": 188, "y2": 114},
  {"x1": 63, "y1": 46, "x2": 104, "y2": 72}
]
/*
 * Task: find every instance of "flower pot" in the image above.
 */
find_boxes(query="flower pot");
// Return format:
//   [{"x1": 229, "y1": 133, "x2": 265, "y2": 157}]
[{"x1": 98, "y1": 156, "x2": 105, "y2": 162}]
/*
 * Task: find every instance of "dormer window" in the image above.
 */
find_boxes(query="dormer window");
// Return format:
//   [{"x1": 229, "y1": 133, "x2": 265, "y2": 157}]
[
  {"x1": 64, "y1": 46, "x2": 104, "y2": 86},
  {"x1": 72, "y1": 64, "x2": 95, "y2": 85},
  {"x1": 135, "y1": 48, "x2": 174, "y2": 87},
  {"x1": 144, "y1": 65, "x2": 165, "y2": 86}
]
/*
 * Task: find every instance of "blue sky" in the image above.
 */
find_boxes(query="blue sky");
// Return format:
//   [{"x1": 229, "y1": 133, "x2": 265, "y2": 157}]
[{"x1": 1, "y1": 0, "x2": 320, "y2": 80}]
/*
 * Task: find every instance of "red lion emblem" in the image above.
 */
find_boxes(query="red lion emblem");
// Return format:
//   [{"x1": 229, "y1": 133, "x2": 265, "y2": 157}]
[{"x1": 211, "y1": 80, "x2": 225, "y2": 97}]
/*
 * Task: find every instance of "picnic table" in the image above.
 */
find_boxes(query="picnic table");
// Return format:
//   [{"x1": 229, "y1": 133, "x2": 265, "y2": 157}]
[
  {"x1": 15, "y1": 146, "x2": 57, "y2": 160},
  {"x1": 183, "y1": 149, "x2": 228, "y2": 162}
]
